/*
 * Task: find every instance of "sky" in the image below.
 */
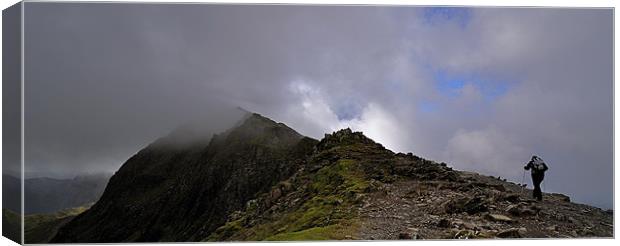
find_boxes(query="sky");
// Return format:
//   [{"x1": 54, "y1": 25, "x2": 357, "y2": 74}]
[{"x1": 16, "y1": 3, "x2": 613, "y2": 209}]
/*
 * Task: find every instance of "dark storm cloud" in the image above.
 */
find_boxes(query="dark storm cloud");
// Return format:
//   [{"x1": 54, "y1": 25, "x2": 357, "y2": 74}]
[
  {"x1": 23, "y1": 3, "x2": 407, "y2": 176},
  {"x1": 22, "y1": 3, "x2": 613, "y2": 208},
  {"x1": 2, "y1": 2, "x2": 22, "y2": 177}
]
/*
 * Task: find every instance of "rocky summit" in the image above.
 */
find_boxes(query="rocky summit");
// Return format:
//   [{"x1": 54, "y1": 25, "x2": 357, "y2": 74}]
[{"x1": 50, "y1": 113, "x2": 613, "y2": 242}]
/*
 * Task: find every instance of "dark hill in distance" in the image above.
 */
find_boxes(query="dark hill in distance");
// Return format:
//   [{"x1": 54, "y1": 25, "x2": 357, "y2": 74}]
[
  {"x1": 2, "y1": 173, "x2": 110, "y2": 214},
  {"x1": 51, "y1": 112, "x2": 613, "y2": 242}
]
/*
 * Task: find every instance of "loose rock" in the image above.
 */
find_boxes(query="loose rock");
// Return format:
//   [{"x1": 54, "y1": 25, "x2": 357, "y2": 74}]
[
  {"x1": 496, "y1": 228, "x2": 527, "y2": 238},
  {"x1": 485, "y1": 214, "x2": 514, "y2": 223}
]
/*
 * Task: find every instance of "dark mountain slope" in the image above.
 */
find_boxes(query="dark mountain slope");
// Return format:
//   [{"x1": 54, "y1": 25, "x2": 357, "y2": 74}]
[{"x1": 51, "y1": 113, "x2": 318, "y2": 242}]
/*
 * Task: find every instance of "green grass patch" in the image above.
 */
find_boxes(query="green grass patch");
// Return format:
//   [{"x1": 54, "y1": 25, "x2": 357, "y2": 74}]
[
  {"x1": 311, "y1": 159, "x2": 369, "y2": 195},
  {"x1": 24, "y1": 204, "x2": 91, "y2": 243},
  {"x1": 206, "y1": 159, "x2": 367, "y2": 241},
  {"x1": 265, "y1": 222, "x2": 359, "y2": 241},
  {"x1": 24, "y1": 205, "x2": 89, "y2": 231},
  {"x1": 2, "y1": 209, "x2": 21, "y2": 243}
]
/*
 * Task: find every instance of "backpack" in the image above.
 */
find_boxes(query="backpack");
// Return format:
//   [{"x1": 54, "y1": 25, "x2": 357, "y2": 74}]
[{"x1": 532, "y1": 157, "x2": 546, "y2": 171}]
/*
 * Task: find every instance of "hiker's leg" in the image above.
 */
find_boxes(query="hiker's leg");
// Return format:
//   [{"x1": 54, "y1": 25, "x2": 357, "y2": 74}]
[
  {"x1": 533, "y1": 174, "x2": 543, "y2": 201},
  {"x1": 531, "y1": 174, "x2": 537, "y2": 199},
  {"x1": 532, "y1": 174, "x2": 541, "y2": 200},
  {"x1": 538, "y1": 173, "x2": 545, "y2": 201}
]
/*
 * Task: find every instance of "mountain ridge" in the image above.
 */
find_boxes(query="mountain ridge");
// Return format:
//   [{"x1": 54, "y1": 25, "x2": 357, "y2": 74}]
[
  {"x1": 49, "y1": 112, "x2": 613, "y2": 242},
  {"x1": 52, "y1": 113, "x2": 318, "y2": 242}
]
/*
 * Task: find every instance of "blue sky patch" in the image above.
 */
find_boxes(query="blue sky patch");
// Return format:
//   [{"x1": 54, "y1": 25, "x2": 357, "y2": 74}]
[
  {"x1": 418, "y1": 100, "x2": 439, "y2": 113},
  {"x1": 434, "y1": 70, "x2": 466, "y2": 98},
  {"x1": 332, "y1": 98, "x2": 364, "y2": 121},
  {"x1": 433, "y1": 69, "x2": 514, "y2": 102},
  {"x1": 422, "y1": 7, "x2": 472, "y2": 28}
]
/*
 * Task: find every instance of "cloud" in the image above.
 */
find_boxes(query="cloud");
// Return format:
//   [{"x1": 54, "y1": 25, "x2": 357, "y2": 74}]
[
  {"x1": 400, "y1": 8, "x2": 613, "y2": 208},
  {"x1": 22, "y1": 4, "x2": 612, "y2": 208},
  {"x1": 284, "y1": 79, "x2": 409, "y2": 153},
  {"x1": 444, "y1": 127, "x2": 528, "y2": 179}
]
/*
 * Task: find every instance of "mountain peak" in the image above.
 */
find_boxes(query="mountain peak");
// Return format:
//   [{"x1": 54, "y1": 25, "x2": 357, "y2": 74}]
[
  {"x1": 215, "y1": 112, "x2": 304, "y2": 146},
  {"x1": 316, "y1": 128, "x2": 378, "y2": 151}
]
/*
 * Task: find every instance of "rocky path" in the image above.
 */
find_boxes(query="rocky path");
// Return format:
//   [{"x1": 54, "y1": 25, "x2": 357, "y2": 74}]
[{"x1": 357, "y1": 171, "x2": 613, "y2": 239}]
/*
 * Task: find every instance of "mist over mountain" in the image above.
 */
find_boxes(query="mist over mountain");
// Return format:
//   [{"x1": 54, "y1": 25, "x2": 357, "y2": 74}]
[
  {"x1": 22, "y1": 4, "x2": 612, "y2": 210},
  {"x1": 50, "y1": 112, "x2": 612, "y2": 243},
  {"x1": 52, "y1": 113, "x2": 317, "y2": 242},
  {"x1": 3, "y1": 173, "x2": 111, "y2": 214}
]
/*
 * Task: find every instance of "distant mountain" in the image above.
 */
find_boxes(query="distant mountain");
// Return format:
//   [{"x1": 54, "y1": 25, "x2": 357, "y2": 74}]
[
  {"x1": 51, "y1": 112, "x2": 613, "y2": 243},
  {"x1": 2, "y1": 173, "x2": 110, "y2": 214},
  {"x1": 25, "y1": 174, "x2": 110, "y2": 214}
]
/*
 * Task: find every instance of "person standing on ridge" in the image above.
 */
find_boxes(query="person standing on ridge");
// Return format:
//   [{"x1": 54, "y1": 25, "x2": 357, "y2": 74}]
[{"x1": 524, "y1": 155, "x2": 549, "y2": 201}]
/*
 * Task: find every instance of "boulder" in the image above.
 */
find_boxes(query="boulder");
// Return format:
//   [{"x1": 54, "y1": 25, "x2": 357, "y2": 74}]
[
  {"x1": 501, "y1": 193, "x2": 520, "y2": 203},
  {"x1": 462, "y1": 222, "x2": 476, "y2": 230},
  {"x1": 398, "y1": 228, "x2": 420, "y2": 239},
  {"x1": 554, "y1": 193, "x2": 571, "y2": 202},
  {"x1": 453, "y1": 229, "x2": 478, "y2": 239},
  {"x1": 437, "y1": 218, "x2": 451, "y2": 228},
  {"x1": 398, "y1": 232, "x2": 411, "y2": 239},
  {"x1": 496, "y1": 228, "x2": 526, "y2": 238},
  {"x1": 485, "y1": 213, "x2": 514, "y2": 223},
  {"x1": 444, "y1": 196, "x2": 488, "y2": 215},
  {"x1": 506, "y1": 204, "x2": 537, "y2": 217},
  {"x1": 476, "y1": 230, "x2": 498, "y2": 238},
  {"x1": 270, "y1": 188, "x2": 282, "y2": 200}
]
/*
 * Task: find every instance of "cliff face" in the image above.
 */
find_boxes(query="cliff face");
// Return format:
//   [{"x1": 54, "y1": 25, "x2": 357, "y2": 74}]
[
  {"x1": 51, "y1": 114, "x2": 613, "y2": 242},
  {"x1": 51, "y1": 113, "x2": 317, "y2": 242}
]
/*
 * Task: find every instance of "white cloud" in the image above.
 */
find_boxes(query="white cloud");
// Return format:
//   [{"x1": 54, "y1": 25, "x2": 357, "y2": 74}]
[
  {"x1": 443, "y1": 127, "x2": 528, "y2": 180},
  {"x1": 26, "y1": 5, "x2": 612, "y2": 208},
  {"x1": 345, "y1": 103, "x2": 410, "y2": 153},
  {"x1": 285, "y1": 79, "x2": 411, "y2": 153}
]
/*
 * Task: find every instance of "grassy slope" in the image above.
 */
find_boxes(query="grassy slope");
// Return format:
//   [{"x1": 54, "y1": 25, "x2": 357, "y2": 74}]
[
  {"x1": 206, "y1": 134, "x2": 391, "y2": 242},
  {"x1": 207, "y1": 159, "x2": 366, "y2": 241},
  {"x1": 260, "y1": 159, "x2": 367, "y2": 241},
  {"x1": 24, "y1": 205, "x2": 90, "y2": 243},
  {"x1": 2, "y1": 209, "x2": 21, "y2": 244}
]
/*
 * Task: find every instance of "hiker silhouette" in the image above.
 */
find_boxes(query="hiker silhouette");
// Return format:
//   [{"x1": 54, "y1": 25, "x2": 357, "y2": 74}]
[{"x1": 524, "y1": 155, "x2": 549, "y2": 201}]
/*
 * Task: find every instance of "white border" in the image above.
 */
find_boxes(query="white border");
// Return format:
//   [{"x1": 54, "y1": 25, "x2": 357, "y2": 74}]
[
  {"x1": 12, "y1": 0, "x2": 620, "y2": 7},
  {"x1": 20, "y1": 0, "x2": 24, "y2": 244},
  {"x1": 0, "y1": 1, "x2": 617, "y2": 246}
]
